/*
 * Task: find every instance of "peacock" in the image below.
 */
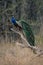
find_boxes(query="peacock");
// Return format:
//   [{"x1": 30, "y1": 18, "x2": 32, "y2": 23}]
[{"x1": 10, "y1": 16, "x2": 35, "y2": 46}]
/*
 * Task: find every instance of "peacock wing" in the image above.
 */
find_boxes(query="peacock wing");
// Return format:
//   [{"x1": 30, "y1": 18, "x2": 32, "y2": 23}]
[{"x1": 21, "y1": 21, "x2": 35, "y2": 46}]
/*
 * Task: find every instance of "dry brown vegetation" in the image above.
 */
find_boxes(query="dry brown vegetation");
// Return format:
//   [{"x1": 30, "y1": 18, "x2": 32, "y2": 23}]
[{"x1": 0, "y1": 42, "x2": 43, "y2": 65}]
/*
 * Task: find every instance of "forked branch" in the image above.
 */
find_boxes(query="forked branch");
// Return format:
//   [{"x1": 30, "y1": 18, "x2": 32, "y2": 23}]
[{"x1": 11, "y1": 28, "x2": 43, "y2": 56}]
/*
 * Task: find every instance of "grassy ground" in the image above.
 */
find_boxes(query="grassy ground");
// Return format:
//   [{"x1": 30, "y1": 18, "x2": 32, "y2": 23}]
[
  {"x1": 0, "y1": 31, "x2": 43, "y2": 65},
  {"x1": 0, "y1": 41, "x2": 43, "y2": 65}
]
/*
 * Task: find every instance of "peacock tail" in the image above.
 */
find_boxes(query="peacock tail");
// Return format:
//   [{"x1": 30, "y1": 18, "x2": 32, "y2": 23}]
[{"x1": 20, "y1": 20, "x2": 35, "y2": 46}]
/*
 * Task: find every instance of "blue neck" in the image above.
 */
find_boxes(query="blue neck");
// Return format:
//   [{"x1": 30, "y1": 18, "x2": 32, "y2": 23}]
[{"x1": 11, "y1": 17, "x2": 16, "y2": 25}]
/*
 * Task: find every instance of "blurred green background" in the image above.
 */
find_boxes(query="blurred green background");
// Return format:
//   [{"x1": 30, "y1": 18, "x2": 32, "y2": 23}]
[{"x1": 0, "y1": 0, "x2": 43, "y2": 47}]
